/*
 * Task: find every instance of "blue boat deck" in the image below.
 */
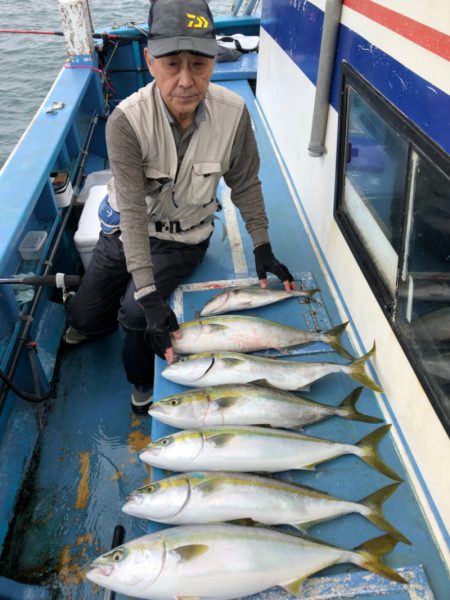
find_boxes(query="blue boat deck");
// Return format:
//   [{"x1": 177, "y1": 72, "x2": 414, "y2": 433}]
[{"x1": 0, "y1": 74, "x2": 446, "y2": 599}]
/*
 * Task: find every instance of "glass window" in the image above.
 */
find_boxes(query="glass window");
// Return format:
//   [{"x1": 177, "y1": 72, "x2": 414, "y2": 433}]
[
  {"x1": 342, "y1": 89, "x2": 409, "y2": 294},
  {"x1": 336, "y1": 66, "x2": 450, "y2": 431}
]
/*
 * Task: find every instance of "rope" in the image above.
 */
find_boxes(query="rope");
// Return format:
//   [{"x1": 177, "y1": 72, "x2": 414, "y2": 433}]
[{"x1": 0, "y1": 29, "x2": 144, "y2": 41}]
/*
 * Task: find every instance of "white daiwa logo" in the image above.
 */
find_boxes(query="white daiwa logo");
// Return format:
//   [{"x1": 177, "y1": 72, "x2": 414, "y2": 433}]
[{"x1": 186, "y1": 13, "x2": 209, "y2": 28}]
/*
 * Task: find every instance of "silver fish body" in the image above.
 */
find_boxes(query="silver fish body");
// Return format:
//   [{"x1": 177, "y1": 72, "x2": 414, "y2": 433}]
[
  {"x1": 171, "y1": 315, "x2": 352, "y2": 358},
  {"x1": 139, "y1": 424, "x2": 401, "y2": 480},
  {"x1": 421, "y1": 352, "x2": 450, "y2": 381},
  {"x1": 149, "y1": 385, "x2": 381, "y2": 428},
  {"x1": 162, "y1": 348, "x2": 381, "y2": 392},
  {"x1": 411, "y1": 307, "x2": 450, "y2": 345},
  {"x1": 400, "y1": 280, "x2": 450, "y2": 303},
  {"x1": 122, "y1": 471, "x2": 409, "y2": 543},
  {"x1": 87, "y1": 524, "x2": 405, "y2": 599},
  {"x1": 200, "y1": 286, "x2": 319, "y2": 316}
]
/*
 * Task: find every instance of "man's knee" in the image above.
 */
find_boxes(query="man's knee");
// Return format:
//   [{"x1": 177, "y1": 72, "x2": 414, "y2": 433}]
[
  {"x1": 118, "y1": 285, "x2": 147, "y2": 330},
  {"x1": 66, "y1": 290, "x2": 118, "y2": 335}
]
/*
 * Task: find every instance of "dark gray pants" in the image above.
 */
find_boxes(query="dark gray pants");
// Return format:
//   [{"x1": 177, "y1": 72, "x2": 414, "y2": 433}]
[{"x1": 68, "y1": 231, "x2": 209, "y2": 386}]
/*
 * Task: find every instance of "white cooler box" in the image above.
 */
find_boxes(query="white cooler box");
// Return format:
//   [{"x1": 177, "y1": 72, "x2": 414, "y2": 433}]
[
  {"x1": 74, "y1": 185, "x2": 105, "y2": 268},
  {"x1": 74, "y1": 170, "x2": 112, "y2": 268}
]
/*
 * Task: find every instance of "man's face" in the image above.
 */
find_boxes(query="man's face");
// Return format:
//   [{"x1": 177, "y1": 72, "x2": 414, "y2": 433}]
[{"x1": 144, "y1": 49, "x2": 214, "y2": 123}]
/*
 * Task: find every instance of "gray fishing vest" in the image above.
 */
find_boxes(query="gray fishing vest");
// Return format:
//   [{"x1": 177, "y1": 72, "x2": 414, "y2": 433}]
[{"x1": 107, "y1": 81, "x2": 244, "y2": 243}]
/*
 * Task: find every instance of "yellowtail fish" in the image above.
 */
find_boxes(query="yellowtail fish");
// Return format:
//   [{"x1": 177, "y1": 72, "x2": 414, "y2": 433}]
[
  {"x1": 200, "y1": 285, "x2": 320, "y2": 316},
  {"x1": 139, "y1": 424, "x2": 402, "y2": 481},
  {"x1": 171, "y1": 316, "x2": 354, "y2": 359},
  {"x1": 87, "y1": 524, "x2": 406, "y2": 598},
  {"x1": 162, "y1": 346, "x2": 382, "y2": 392},
  {"x1": 411, "y1": 307, "x2": 450, "y2": 345},
  {"x1": 122, "y1": 471, "x2": 410, "y2": 544},
  {"x1": 149, "y1": 385, "x2": 382, "y2": 428},
  {"x1": 421, "y1": 352, "x2": 450, "y2": 381}
]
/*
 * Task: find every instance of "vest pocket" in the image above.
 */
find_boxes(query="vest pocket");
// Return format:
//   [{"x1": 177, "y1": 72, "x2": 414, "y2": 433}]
[{"x1": 188, "y1": 161, "x2": 222, "y2": 205}]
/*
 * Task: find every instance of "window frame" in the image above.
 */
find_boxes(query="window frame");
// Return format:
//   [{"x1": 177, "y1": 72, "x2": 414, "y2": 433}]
[{"x1": 334, "y1": 62, "x2": 450, "y2": 433}]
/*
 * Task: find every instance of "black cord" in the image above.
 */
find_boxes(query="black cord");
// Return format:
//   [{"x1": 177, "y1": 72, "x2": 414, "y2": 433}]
[{"x1": 0, "y1": 344, "x2": 52, "y2": 403}]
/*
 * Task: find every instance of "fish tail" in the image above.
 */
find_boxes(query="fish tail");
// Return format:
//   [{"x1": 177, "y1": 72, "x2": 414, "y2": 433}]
[
  {"x1": 361, "y1": 483, "x2": 411, "y2": 544},
  {"x1": 357, "y1": 424, "x2": 403, "y2": 482},
  {"x1": 345, "y1": 343, "x2": 383, "y2": 392},
  {"x1": 323, "y1": 322, "x2": 355, "y2": 360},
  {"x1": 303, "y1": 287, "x2": 321, "y2": 302},
  {"x1": 338, "y1": 387, "x2": 383, "y2": 423},
  {"x1": 351, "y1": 534, "x2": 407, "y2": 584}
]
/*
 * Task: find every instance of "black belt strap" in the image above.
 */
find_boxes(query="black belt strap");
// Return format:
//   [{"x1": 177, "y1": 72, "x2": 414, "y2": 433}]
[
  {"x1": 154, "y1": 218, "x2": 211, "y2": 234},
  {"x1": 154, "y1": 221, "x2": 183, "y2": 234}
]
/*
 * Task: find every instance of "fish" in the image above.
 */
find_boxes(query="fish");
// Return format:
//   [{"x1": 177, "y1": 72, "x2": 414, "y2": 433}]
[
  {"x1": 199, "y1": 285, "x2": 320, "y2": 316},
  {"x1": 162, "y1": 345, "x2": 382, "y2": 392},
  {"x1": 122, "y1": 471, "x2": 410, "y2": 543},
  {"x1": 171, "y1": 315, "x2": 354, "y2": 359},
  {"x1": 400, "y1": 279, "x2": 450, "y2": 303},
  {"x1": 87, "y1": 524, "x2": 406, "y2": 598},
  {"x1": 139, "y1": 424, "x2": 402, "y2": 481},
  {"x1": 420, "y1": 352, "x2": 450, "y2": 382},
  {"x1": 149, "y1": 385, "x2": 382, "y2": 428},
  {"x1": 411, "y1": 307, "x2": 450, "y2": 346}
]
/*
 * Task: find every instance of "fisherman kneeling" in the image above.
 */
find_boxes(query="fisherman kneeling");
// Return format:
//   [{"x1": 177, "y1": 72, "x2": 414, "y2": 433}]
[{"x1": 65, "y1": 0, "x2": 294, "y2": 414}]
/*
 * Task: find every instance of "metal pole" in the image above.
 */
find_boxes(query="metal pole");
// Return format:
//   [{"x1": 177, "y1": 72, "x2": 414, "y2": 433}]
[
  {"x1": 58, "y1": 0, "x2": 94, "y2": 58},
  {"x1": 308, "y1": 0, "x2": 343, "y2": 157}
]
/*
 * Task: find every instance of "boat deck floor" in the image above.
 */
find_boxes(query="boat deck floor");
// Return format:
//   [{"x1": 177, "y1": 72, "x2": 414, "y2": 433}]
[{"x1": 2, "y1": 80, "x2": 447, "y2": 599}]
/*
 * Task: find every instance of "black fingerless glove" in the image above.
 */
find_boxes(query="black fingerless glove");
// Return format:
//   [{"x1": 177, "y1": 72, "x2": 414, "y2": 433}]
[
  {"x1": 253, "y1": 243, "x2": 294, "y2": 283},
  {"x1": 136, "y1": 288, "x2": 179, "y2": 358}
]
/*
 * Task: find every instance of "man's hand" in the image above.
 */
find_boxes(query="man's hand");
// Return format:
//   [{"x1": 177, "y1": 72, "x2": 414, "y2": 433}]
[
  {"x1": 137, "y1": 289, "x2": 180, "y2": 363},
  {"x1": 254, "y1": 243, "x2": 295, "y2": 291}
]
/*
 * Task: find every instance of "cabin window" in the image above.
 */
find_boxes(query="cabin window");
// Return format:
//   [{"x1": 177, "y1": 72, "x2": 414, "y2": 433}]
[{"x1": 336, "y1": 64, "x2": 450, "y2": 431}]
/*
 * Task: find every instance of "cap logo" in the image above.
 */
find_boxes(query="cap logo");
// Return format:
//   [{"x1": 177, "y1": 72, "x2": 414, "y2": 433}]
[{"x1": 186, "y1": 13, "x2": 209, "y2": 28}]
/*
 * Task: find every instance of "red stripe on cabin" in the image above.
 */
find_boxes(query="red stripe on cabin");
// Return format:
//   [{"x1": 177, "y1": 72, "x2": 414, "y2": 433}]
[{"x1": 343, "y1": 0, "x2": 450, "y2": 61}]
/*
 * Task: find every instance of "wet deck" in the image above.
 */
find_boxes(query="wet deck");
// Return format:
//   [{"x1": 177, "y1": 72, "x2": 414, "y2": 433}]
[{"x1": 2, "y1": 79, "x2": 446, "y2": 599}]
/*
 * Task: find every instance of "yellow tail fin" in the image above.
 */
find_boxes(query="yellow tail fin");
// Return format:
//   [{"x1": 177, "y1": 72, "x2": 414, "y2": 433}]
[
  {"x1": 357, "y1": 424, "x2": 403, "y2": 482},
  {"x1": 345, "y1": 343, "x2": 383, "y2": 392},
  {"x1": 352, "y1": 534, "x2": 407, "y2": 584}
]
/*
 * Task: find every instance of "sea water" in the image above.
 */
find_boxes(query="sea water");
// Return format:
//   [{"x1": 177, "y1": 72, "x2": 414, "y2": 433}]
[{"x1": 0, "y1": 0, "x2": 235, "y2": 167}]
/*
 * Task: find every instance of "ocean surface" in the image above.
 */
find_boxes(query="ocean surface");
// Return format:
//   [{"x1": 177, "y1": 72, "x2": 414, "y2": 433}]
[{"x1": 0, "y1": 0, "x2": 234, "y2": 167}]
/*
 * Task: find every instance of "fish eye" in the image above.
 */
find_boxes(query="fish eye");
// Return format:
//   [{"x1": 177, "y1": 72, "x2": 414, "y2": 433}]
[
  {"x1": 109, "y1": 548, "x2": 125, "y2": 562},
  {"x1": 170, "y1": 399, "x2": 179, "y2": 407},
  {"x1": 160, "y1": 437, "x2": 171, "y2": 446},
  {"x1": 147, "y1": 483, "x2": 159, "y2": 494}
]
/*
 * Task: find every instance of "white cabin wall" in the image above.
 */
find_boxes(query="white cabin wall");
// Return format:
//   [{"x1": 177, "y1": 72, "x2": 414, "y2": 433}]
[{"x1": 256, "y1": 26, "x2": 450, "y2": 556}]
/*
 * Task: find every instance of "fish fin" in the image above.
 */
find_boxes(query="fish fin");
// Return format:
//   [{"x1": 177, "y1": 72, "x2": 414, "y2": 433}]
[
  {"x1": 277, "y1": 347, "x2": 293, "y2": 355},
  {"x1": 297, "y1": 464, "x2": 317, "y2": 471},
  {"x1": 304, "y1": 287, "x2": 321, "y2": 301},
  {"x1": 353, "y1": 535, "x2": 407, "y2": 584},
  {"x1": 207, "y1": 323, "x2": 228, "y2": 331},
  {"x1": 215, "y1": 396, "x2": 238, "y2": 409},
  {"x1": 228, "y1": 518, "x2": 259, "y2": 526},
  {"x1": 248, "y1": 378, "x2": 279, "y2": 389},
  {"x1": 281, "y1": 576, "x2": 307, "y2": 597},
  {"x1": 323, "y1": 322, "x2": 355, "y2": 360},
  {"x1": 338, "y1": 387, "x2": 383, "y2": 423},
  {"x1": 205, "y1": 432, "x2": 236, "y2": 447},
  {"x1": 222, "y1": 357, "x2": 246, "y2": 366},
  {"x1": 357, "y1": 425, "x2": 403, "y2": 482},
  {"x1": 193, "y1": 479, "x2": 221, "y2": 494},
  {"x1": 171, "y1": 544, "x2": 209, "y2": 563},
  {"x1": 361, "y1": 483, "x2": 411, "y2": 544},
  {"x1": 290, "y1": 523, "x2": 310, "y2": 534},
  {"x1": 345, "y1": 343, "x2": 383, "y2": 392}
]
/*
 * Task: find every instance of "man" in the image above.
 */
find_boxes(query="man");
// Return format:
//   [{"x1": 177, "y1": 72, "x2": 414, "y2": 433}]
[{"x1": 66, "y1": 0, "x2": 294, "y2": 414}]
